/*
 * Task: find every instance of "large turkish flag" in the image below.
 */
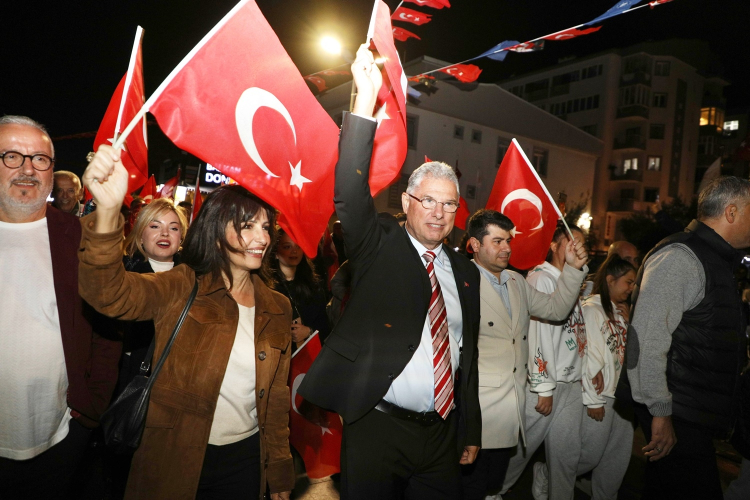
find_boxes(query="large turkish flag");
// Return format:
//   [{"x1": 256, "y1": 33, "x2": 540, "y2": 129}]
[
  {"x1": 289, "y1": 334, "x2": 343, "y2": 479},
  {"x1": 369, "y1": 0, "x2": 409, "y2": 196},
  {"x1": 486, "y1": 139, "x2": 560, "y2": 270},
  {"x1": 93, "y1": 26, "x2": 148, "y2": 196},
  {"x1": 147, "y1": 0, "x2": 339, "y2": 256}
]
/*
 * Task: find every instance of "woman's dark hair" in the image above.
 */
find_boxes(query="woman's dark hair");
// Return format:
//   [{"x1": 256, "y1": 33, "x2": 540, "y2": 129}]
[
  {"x1": 545, "y1": 222, "x2": 583, "y2": 263},
  {"x1": 181, "y1": 185, "x2": 276, "y2": 290},
  {"x1": 592, "y1": 254, "x2": 637, "y2": 321},
  {"x1": 270, "y1": 227, "x2": 320, "y2": 301}
]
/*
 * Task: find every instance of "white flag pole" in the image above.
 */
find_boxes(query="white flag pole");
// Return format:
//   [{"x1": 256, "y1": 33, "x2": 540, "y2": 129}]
[
  {"x1": 114, "y1": 0, "x2": 253, "y2": 151},
  {"x1": 510, "y1": 138, "x2": 574, "y2": 240},
  {"x1": 113, "y1": 26, "x2": 145, "y2": 142}
]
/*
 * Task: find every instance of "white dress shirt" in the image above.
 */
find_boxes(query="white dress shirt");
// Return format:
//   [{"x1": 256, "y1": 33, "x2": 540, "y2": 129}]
[{"x1": 383, "y1": 232, "x2": 463, "y2": 412}]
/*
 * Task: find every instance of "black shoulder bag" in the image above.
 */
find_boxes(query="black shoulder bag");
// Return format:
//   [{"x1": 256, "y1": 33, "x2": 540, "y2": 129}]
[{"x1": 100, "y1": 278, "x2": 199, "y2": 454}]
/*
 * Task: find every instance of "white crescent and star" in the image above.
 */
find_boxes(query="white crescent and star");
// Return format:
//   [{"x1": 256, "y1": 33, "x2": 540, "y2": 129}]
[
  {"x1": 500, "y1": 188, "x2": 545, "y2": 232},
  {"x1": 236, "y1": 87, "x2": 312, "y2": 192}
]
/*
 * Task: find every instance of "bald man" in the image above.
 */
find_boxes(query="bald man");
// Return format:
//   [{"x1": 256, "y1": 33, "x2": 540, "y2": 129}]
[
  {"x1": 608, "y1": 241, "x2": 638, "y2": 267},
  {"x1": 52, "y1": 171, "x2": 83, "y2": 216}
]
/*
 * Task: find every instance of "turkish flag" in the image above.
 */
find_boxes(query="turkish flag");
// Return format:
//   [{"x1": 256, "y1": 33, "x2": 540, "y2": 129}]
[
  {"x1": 147, "y1": 0, "x2": 339, "y2": 256},
  {"x1": 486, "y1": 139, "x2": 560, "y2": 270},
  {"x1": 404, "y1": 0, "x2": 451, "y2": 9},
  {"x1": 93, "y1": 26, "x2": 148, "y2": 197},
  {"x1": 439, "y1": 64, "x2": 482, "y2": 83},
  {"x1": 157, "y1": 168, "x2": 181, "y2": 199},
  {"x1": 368, "y1": 1, "x2": 409, "y2": 196},
  {"x1": 303, "y1": 75, "x2": 327, "y2": 94},
  {"x1": 542, "y1": 26, "x2": 601, "y2": 41},
  {"x1": 454, "y1": 196, "x2": 471, "y2": 230},
  {"x1": 391, "y1": 6, "x2": 432, "y2": 26},
  {"x1": 507, "y1": 40, "x2": 545, "y2": 53},
  {"x1": 289, "y1": 334, "x2": 343, "y2": 479},
  {"x1": 138, "y1": 175, "x2": 156, "y2": 203},
  {"x1": 392, "y1": 26, "x2": 421, "y2": 42}
]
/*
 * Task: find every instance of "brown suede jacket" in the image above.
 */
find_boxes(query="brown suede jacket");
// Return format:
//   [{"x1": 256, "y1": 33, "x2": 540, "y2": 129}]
[{"x1": 78, "y1": 213, "x2": 295, "y2": 498}]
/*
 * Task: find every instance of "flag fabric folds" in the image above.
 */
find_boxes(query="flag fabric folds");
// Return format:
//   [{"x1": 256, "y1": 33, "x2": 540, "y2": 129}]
[
  {"x1": 542, "y1": 26, "x2": 602, "y2": 40},
  {"x1": 138, "y1": 175, "x2": 157, "y2": 203},
  {"x1": 393, "y1": 26, "x2": 421, "y2": 42},
  {"x1": 368, "y1": 0, "x2": 409, "y2": 196},
  {"x1": 586, "y1": 0, "x2": 642, "y2": 25},
  {"x1": 439, "y1": 64, "x2": 482, "y2": 83},
  {"x1": 146, "y1": 0, "x2": 340, "y2": 256},
  {"x1": 476, "y1": 40, "x2": 520, "y2": 62},
  {"x1": 486, "y1": 139, "x2": 561, "y2": 270},
  {"x1": 157, "y1": 168, "x2": 181, "y2": 199},
  {"x1": 454, "y1": 196, "x2": 470, "y2": 231},
  {"x1": 507, "y1": 40, "x2": 545, "y2": 53},
  {"x1": 289, "y1": 334, "x2": 343, "y2": 479},
  {"x1": 403, "y1": 0, "x2": 451, "y2": 9},
  {"x1": 391, "y1": 6, "x2": 432, "y2": 26},
  {"x1": 93, "y1": 26, "x2": 149, "y2": 196}
]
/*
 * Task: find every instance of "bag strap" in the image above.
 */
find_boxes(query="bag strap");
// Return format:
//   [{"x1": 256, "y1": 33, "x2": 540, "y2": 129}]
[{"x1": 140, "y1": 278, "x2": 199, "y2": 385}]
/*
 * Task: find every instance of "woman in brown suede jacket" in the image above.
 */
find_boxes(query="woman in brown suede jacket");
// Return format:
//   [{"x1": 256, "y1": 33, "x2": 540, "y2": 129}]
[{"x1": 79, "y1": 146, "x2": 294, "y2": 500}]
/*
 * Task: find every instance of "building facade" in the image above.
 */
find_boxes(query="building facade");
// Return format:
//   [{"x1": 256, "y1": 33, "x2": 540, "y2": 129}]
[{"x1": 499, "y1": 39, "x2": 727, "y2": 246}]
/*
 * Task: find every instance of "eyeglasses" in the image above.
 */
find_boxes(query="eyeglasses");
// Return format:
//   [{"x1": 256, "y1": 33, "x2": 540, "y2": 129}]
[
  {"x1": 0, "y1": 151, "x2": 55, "y2": 171},
  {"x1": 407, "y1": 193, "x2": 460, "y2": 213}
]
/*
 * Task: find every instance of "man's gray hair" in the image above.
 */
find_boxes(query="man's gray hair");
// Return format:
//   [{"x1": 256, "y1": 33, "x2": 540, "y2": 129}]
[
  {"x1": 0, "y1": 115, "x2": 54, "y2": 155},
  {"x1": 406, "y1": 161, "x2": 460, "y2": 196},
  {"x1": 698, "y1": 176, "x2": 750, "y2": 220}
]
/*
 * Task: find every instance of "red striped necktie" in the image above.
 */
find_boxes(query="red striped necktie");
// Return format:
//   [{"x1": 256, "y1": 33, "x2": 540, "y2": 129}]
[{"x1": 423, "y1": 251, "x2": 454, "y2": 419}]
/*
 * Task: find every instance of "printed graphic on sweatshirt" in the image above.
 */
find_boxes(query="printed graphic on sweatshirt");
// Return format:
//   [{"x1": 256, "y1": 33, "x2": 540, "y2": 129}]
[
  {"x1": 562, "y1": 300, "x2": 586, "y2": 358},
  {"x1": 533, "y1": 346, "x2": 549, "y2": 380},
  {"x1": 604, "y1": 319, "x2": 627, "y2": 368}
]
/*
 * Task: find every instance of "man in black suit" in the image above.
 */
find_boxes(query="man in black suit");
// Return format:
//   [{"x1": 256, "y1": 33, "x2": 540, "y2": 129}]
[{"x1": 298, "y1": 46, "x2": 481, "y2": 499}]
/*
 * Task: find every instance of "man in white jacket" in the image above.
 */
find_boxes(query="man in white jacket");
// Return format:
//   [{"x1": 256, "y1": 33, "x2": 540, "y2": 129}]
[
  {"x1": 501, "y1": 225, "x2": 588, "y2": 500},
  {"x1": 460, "y1": 211, "x2": 587, "y2": 500}
]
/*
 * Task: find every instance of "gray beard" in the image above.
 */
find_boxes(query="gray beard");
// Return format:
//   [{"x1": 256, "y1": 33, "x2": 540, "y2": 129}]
[{"x1": 0, "y1": 187, "x2": 52, "y2": 218}]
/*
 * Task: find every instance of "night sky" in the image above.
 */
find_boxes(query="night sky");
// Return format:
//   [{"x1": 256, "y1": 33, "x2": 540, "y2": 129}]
[{"x1": 3, "y1": 0, "x2": 748, "y2": 177}]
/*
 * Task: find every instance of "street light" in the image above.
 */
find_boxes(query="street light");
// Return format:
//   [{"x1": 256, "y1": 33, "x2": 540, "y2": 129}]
[{"x1": 321, "y1": 36, "x2": 342, "y2": 56}]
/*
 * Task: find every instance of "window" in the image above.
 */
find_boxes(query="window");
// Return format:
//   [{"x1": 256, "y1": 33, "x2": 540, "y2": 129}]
[
  {"x1": 593, "y1": 95, "x2": 600, "y2": 108},
  {"x1": 623, "y1": 158, "x2": 639, "y2": 172},
  {"x1": 650, "y1": 124, "x2": 666, "y2": 139},
  {"x1": 698, "y1": 136, "x2": 716, "y2": 156},
  {"x1": 648, "y1": 156, "x2": 661, "y2": 171},
  {"x1": 581, "y1": 64, "x2": 603, "y2": 80},
  {"x1": 471, "y1": 130, "x2": 482, "y2": 144},
  {"x1": 532, "y1": 148, "x2": 548, "y2": 177},
  {"x1": 620, "y1": 188, "x2": 636, "y2": 200},
  {"x1": 465, "y1": 185, "x2": 477, "y2": 200},
  {"x1": 453, "y1": 125, "x2": 464, "y2": 140},
  {"x1": 654, "y1": 61, "x2": 671, "y2": 77},
  {"x1": 497, "y1": 138, "x2": 510, "y2": 166},
  {"x1": 580, "y1": 124, "x2": 598, "y2": 137},
  {"x1": 387, "y1": 174, "x2": 409, "y2": 209},
  {"x1": 406, "y1": 115, "x2": 418, "y2": 149},
  {"x1": 644, "y1": 188, "x2": 659, "y2": 202},
  {"x1": 652, "y1": 93, "x2": 668, "y2": 108},
  {"x1": 700, "y1": 107, "x2": 725, "y2": 131},
  {"x1": 619, "y1": 85, "x2": 650, "y2": 107},
  {"x1": 623, "y1": 54, "x2": 653, "y2": 74},
  {"x1": 724, "y1": 120, "x2": 739, "y2": 131},
  {"x1": 525, "y1": 79, "x2": 550, "y2": 101}
]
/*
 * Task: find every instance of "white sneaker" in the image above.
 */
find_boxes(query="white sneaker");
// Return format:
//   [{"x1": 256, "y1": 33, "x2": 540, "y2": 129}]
[{"x1": 531, "y1": 462, "x2": 549, "y2": 500}]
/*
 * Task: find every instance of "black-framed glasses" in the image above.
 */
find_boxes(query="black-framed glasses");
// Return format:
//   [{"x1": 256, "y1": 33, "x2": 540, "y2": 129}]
[
  {"x1": 407, "y1": 193, "x2": 460, "y2": 213},
  {"x1": 0, "y1": 151, "x2": 55, "y2": 171}
]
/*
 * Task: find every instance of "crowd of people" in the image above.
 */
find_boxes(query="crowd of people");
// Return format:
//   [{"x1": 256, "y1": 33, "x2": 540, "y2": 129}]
[{"x1": 2, "y1": 45, "x2": 750, "y2": 500}]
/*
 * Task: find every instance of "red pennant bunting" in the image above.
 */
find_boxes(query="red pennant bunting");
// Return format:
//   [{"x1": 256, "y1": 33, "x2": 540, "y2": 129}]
[
  {"x1": 439, "y1": 64, "x2": 482, "y2": 83},
  {"x1": 391, "y1": 6, "x2": 432, "y2": 26},
  {"x1": 392, "y1": 26, "x2": 421, "y2": 42}
]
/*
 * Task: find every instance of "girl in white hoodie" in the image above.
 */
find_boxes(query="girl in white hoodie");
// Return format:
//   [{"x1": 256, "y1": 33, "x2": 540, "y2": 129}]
[{"x1": 578, "y1": 254, "x2": 637, "y2": 500}]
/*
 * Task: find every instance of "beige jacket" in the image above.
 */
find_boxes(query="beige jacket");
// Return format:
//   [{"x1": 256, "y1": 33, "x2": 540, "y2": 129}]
[{"x1": 476, "y1": 263, "x2": 586, "y2": 449}]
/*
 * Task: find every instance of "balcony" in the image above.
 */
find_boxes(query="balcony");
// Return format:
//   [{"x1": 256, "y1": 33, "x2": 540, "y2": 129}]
[
  {"x1": 616, "y1": 105, "x2": 649, "y2": 119},
  {"x1": 620, "y1": 71, "x2": 652, "y2": 87},
  {"x1": 613, "y1": 136, "x2": 647, "y2": 151},
  {"x1": 610, "y1": 169, "x2": 643, "y2": 182}
]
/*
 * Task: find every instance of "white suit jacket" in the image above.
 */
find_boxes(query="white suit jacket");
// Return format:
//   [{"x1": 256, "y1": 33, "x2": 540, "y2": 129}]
[{"x1": 476, "y1": 262, "x2": 586, "y2": 449}]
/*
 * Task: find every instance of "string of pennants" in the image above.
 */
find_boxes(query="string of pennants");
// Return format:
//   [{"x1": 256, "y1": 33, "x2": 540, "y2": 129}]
[{"x1": 302, "y1": 0, "x2": 674, "y2": 93}]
